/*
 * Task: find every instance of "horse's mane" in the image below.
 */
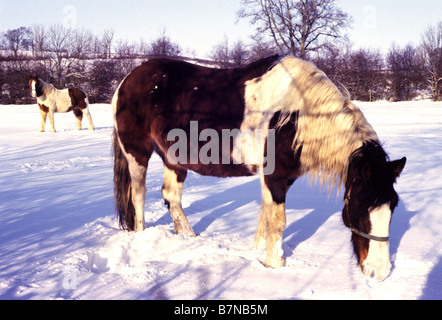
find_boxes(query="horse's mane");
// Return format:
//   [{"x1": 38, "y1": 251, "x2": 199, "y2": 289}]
[
  {"x1": 32, "y1": 77, "x2": 55, "y2": 99},
  {"x1": 272, "y1": 56, "x2": 379, "y2": 190}
]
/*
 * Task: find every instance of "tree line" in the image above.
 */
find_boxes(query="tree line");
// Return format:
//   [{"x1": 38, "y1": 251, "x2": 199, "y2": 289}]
[
  {"x1": 1, "y1": 1, "x2": 441, "y2": 104},
  {"x1": 234, "y1": 0, "x2": 441, "y2": 102},
  {"x1": 0, "y1": 25, "x2": 187, "y2": 104}
]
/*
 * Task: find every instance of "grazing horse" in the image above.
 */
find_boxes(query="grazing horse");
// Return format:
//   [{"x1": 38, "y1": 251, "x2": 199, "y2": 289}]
[
  {"x1": 29, "y1": 76, "x2": 95, "y2": 132},
  {"x1": 112, "y1": 55, "x2": 406, "y2": 281}
]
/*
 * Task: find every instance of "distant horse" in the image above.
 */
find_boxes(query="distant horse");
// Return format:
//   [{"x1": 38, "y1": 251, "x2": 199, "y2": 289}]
[
  {"x1": 112, "y1": 55, "x2": 406, "y2": 281},
  {"x1": 29, "y1": 76, "x2": 95, "y2": 132}
]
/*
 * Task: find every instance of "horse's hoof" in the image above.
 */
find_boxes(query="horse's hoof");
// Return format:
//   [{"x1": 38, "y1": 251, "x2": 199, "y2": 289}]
[
  {"x1": 177, "y1": 229, "x2": 196, "y2": 237},
  {"x1": 264, "y1": 255, "x2": 286, "y2": 268}
]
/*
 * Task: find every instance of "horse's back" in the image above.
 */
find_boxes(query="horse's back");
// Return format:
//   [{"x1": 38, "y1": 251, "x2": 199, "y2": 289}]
[
  {"x1": 115, "y1": 56, "x2": 281, "y2": 126},
  {"x1": 114, "y1": 56, "x2": 282, "y2": 176}
]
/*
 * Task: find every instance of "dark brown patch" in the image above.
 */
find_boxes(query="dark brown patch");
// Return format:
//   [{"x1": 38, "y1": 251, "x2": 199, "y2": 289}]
[
  {"x1": 73, "y1": 108, "x2": 83, "y2": 120},
  {"x1": 115, "y1": 55, "x2": 281, "y2": 177},
  {"x1": 38, "y1": 103, "x2": 49, "y2": 113},
  {"x1": 68, "y1": 88, "x2": 88, "y2": 110},
  {"x1": 263, "y1": 112, "x2": 302, "y2": 204}
]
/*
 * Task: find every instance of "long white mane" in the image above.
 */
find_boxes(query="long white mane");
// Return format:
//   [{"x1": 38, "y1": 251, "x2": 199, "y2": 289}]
[{"x1": 265, "y1": 56, "x2": 379, "y2": 189}]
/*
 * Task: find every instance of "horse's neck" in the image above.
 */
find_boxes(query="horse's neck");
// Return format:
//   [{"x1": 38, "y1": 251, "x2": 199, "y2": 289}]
[
  {"x1": 267, "y1": 57, "x2": 379, "y2": 190},
  {"x1": 300, "y1": 101, "x2": 379, "y2": 190},
  {"x1": 294, "y1": 97, "x2": 378, "y2": 190},
  {"x1": 40, "y1": 80, "x2": 58, "y2": 97},
  {"x1": 41, "y1": 80, "x2": 55, "y2": 92}
]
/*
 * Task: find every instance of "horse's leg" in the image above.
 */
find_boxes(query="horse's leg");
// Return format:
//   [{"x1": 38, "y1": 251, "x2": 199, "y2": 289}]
[
  {"x1": 258, "y1": 175, "x2": 286, "y2": 268},
  {"x1": 259, "y1": 173, "x2": 297, "y2": 268},
  {"x1": 73, "y1": 108, "x2": 83, "y2": 130},
  {"x1": 48, "y1": 110, "x2": 56, "y2": 132},
  {"x1": 256, "y1": 113, "x2": 299, "y2": 267},
  {"x1": 39, "y1": 109, "x2": 48, "y2": 132},
  {"x1": 114, "y1": 129, "x2": 153, "y2": 232},
  {"x1": 128, "y1": 157, "x2": 148, "y2": 232},
  {"x1": 83, "y1": 105, "x2": 95, "y2": 131},
  {"x1": 162, "y1": 165, "x2": 195, "y2": 236},
  {"x1": 254, "y1": 202, "x2": 268, "y2": 250}
]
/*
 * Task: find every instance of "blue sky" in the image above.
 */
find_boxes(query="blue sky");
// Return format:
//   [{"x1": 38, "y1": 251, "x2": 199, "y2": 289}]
[{"x1": 0, "y1": 0, "x2": 441, "y2": 57}]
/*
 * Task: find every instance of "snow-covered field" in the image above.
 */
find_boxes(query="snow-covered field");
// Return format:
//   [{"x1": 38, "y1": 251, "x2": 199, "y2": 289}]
[{"x1": 0, "y1": 101, "x2": 440, "y2": 300}]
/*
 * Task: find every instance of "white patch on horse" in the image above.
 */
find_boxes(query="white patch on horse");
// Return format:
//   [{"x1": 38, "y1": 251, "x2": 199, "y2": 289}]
[
  {"x1": 254, "y1": 175, "x2": 286, "y2": 268},
  {"x1": 238, "y1": 72, "x2": 283, "y2": 173},
  {"x1": 125, "y1": 150, "x2": 147, "y2": 233},
  {"x1": 112, "y1": 76, "x2": 128, "y2": 133},
  {"x1": 82, "y1": 97, "x2": 95, "y2": 130},
  {"x1": 362, "y1": 203, "x2": 392, "y2": 281},
  {"x1": 31, "y1": 80, "x2": 37, "y2": 97},
  {"x1": 162, "y1": 167, "x2": 195, "y2": 236}
]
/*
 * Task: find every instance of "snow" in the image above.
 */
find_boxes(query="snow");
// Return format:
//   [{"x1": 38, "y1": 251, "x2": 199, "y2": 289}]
[{"x1": 0, "y1": 101, "x2": 441, "y2": 300}]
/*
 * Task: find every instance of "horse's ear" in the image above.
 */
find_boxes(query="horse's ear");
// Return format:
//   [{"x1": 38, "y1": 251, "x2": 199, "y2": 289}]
[{"x1": 390, "y1": 157, "x2": 407, "y2": 178}]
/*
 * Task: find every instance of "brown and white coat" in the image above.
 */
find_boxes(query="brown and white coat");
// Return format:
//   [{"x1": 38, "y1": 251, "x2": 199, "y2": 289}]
[
  {"x1": 29, "y1": 76, "x2": 95, "y2": 132},
  {"x1": 112, "y1": 56, "x2": 406, "y2": 281}
]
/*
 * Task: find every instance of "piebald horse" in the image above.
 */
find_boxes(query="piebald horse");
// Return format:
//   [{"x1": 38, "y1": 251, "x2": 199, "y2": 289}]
[
  {"x1": 29, "y1": 76, "x2": 95, "y2": 132},
  {"x1": 112, "y1": 55, "x2": 406, "y2": 281}
]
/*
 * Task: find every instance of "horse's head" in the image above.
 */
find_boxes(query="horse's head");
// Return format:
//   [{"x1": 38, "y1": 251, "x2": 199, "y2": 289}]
[
  {"x1": 342, "y1": 140, "x2": 406, "y2": 281},
  {"x1": 29, "y1": 75, "x2": 40, "y2": 97}
]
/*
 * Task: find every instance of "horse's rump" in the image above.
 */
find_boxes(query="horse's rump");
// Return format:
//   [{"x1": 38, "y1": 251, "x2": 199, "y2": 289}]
[{"x1": 68, "y1": 88, "x2": 88, "y2": 110}]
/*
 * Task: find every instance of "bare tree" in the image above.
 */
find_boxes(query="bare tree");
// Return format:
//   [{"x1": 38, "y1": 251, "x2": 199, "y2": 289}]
[
  {"x1": 47, "y1": 24, "x2": 72, "y2": 86},
  {"x1": 115, "y1": 39, "x2": 137, "y2": 58},
  {"x1": 238, "y1": 0, "x2": 351, "y2": 59},
  {"x1": 114, "y1": 39, "x2": 138, "y2": 79},
  {"x1": 31, "y1": 25, "x2": 46, "y2": 58},
  {"x1": 89, "y1": 59, "x2": 119, "y2": 103},
  {"x1": 421, "y1": 22, "x2": 442, "y2": 101},
  {"x1": 3, "y1": 27, "x2": 32, "y2": 60},
  {"x1": 47, "y1": 24, "x2": 91, "y2": 87},
  {"x1": 148, "y1": 29, "x2": 181, "y2": 58},
  {"x1": 70, "y1": 28, "x2": 93, "y2": 59},
  {"x1": 387, "y1": 43, "x2": 425, "y2": 101},
  {"x1": 349, "y1": 49, "x2": 385, "y2": 101},
  {"x1": 210, "y1": 36, "x2": 231, "y2": 68},
  {"x1": 138, "y1": 38, "x2": 149, "y2": 57},
  {"x1": 248, "y1": 33, "x2": 278, "y2": 62},
  {"x1": 101, "y1": 29, "x2": 114, "y2": 59},
  {"x1": 230, "y1": 40, "x2": 249, "y2": 67}
]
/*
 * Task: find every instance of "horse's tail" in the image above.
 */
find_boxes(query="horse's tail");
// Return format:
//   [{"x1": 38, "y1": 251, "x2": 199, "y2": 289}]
[
  {"x1": 113, "y1": 130, "x2": 135, "y2": 230},
  {"x1": 112, "y1": 84, "x2": 135, "y2": 231}
]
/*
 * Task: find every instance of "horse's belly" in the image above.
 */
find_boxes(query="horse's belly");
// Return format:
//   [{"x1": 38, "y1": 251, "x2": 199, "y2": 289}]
[{"x1": 186, "y1": 163, "x2": 256, "y2": 178}]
